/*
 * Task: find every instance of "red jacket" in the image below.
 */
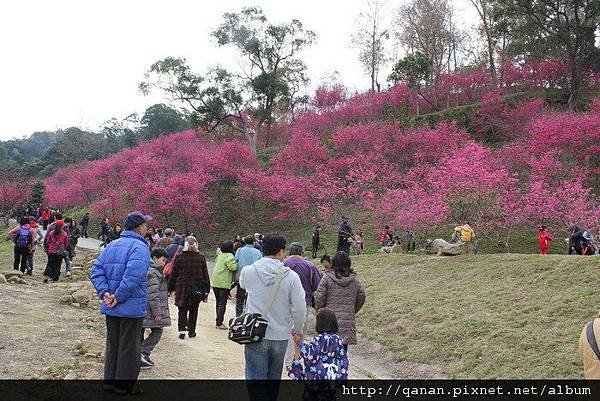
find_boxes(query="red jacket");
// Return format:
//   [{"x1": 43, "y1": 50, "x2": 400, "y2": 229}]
[
  {"x1": 537, "y1": 230, "x2": 553, "y2": 249},
  {"x1": 47, "y1": 230, "x2": 69, "y2": 255}
]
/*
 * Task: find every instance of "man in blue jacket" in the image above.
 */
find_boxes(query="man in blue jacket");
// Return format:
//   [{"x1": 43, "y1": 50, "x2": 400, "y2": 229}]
[{"x1": 91, "y1": 211, "x2": 152, "y2": 394}]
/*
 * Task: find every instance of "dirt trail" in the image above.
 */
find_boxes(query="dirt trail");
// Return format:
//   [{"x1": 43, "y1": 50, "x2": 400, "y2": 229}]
[{"x1": 1, "y1": 240, "x2": 445, "y2": 380}]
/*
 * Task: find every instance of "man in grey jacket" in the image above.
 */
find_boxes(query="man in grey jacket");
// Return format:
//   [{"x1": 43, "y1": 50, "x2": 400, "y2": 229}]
[{"x1": 239, "y1": 233, "x2": 306, "y2": 386}]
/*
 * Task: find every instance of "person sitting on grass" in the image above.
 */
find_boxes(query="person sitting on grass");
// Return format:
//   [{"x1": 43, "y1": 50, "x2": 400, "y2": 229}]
[
  {"x1": 141, "y1": 247, "x2": 171, "y2": 370},
  {"x1": 288, "y1": 309, "x2": 349, "y2": 380}
]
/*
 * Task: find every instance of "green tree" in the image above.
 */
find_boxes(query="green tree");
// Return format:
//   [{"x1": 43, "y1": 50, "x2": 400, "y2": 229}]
[
  {"x1": 140, "y1": 7, "x2": 316, "y2": 153},
  {"x1": 388, "y1": 52, "x2": 434, "y2": 114},
  {"x1": 494, "y1": 0, "x2": 600, "y2": 107},
  {"x1": 139, "y1": 103, "x2": 189, "y2": 139},
  {"x1": 43, "y1": 127, "x2": 107, "y2": 169},
  {"x1": 29, "y1": 180, "x2": 45, "y2": 207}
]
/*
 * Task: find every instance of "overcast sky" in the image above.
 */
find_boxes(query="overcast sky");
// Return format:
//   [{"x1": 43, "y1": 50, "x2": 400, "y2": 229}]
[{"x1": 0, "y1": 0, "x2": 478, "y2": 140}]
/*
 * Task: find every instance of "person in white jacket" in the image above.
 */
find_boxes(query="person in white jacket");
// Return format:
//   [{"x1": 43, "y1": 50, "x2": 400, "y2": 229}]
[{"x1": 240, "y1": 233, "x2": 306, "y2": 388}]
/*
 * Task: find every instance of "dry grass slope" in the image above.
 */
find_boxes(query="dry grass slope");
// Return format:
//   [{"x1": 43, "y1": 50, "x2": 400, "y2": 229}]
[{"x1": 352, "y1": 253, "x2": 600, "y2": 379}]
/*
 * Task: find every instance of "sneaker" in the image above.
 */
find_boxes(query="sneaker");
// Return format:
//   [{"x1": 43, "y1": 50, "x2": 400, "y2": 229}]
[
  {"x1": 178, "y1": 332, "x2": 186, "y2": 340},
  {"x1": 216, "y1": 324, "x2": 228, "y2": 330},
  {"x1": 141, "y1": 353, "x2": 154, "y2": 367},
  {"x1": 26, "y1": 269, "x2": 32, "y2": 276},
  {"x1": 42, "y1": 277, "x2": 49, "y2": 284},
  {"x1": 188, "y1": 332, "x2": 196, "y2": 338},
  {"x1": 66, "y1": 271, "x2": 71, "y2": 277},
  {"x1": 143, "y1": 354, "x2": 155, "y2": 366},
  {"x1": 140, "y1": 356, "x2": 153, "y2": 370}
]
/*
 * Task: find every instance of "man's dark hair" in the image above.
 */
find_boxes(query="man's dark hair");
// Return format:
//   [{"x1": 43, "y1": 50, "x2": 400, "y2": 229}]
[
  {"x1": 64, "y1": 217, "x2": 73, "y2": 224},
  {"x1": 320, "y1": 255, "x2": 331, "y2": 264},
  {"x1": 315, "y1": 309, "x2": 339, "y2": 334},
  {"x1": 54, "y1": 213, "x2": 63, "y2": 220},
  {"x1": 19, "y1": 216, "x2": 29, "y2": 226},
  {"x1": 220, "y1": 240, "x2": 234, "y2": 254},
  {"x1": 151, "y1": 247, "x2": 169, "y2": 260},
  {"x1": 262, "y1": 234, "x2": 287, "y2": 256},
  {"x1": 384, "y1": 225, "x2": 390, "y2": 229},
  {"x1": 243, "y1": 235, "x2": 254, "y2": 245},
  {"x1": 332, "y1": 251, "x2": 354, "y2": 278},
  {"x1": 316, "y1": 225, "x2": 321, "y2": 229}
]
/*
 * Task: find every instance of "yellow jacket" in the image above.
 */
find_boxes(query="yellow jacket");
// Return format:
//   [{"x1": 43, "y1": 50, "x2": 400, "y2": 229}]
[
  {"x1": 579, "y1": 318, "x2": 600, "y2": 379},
  {"x1": 454, "y1": 224, "x2": 475, "y2": 243}
]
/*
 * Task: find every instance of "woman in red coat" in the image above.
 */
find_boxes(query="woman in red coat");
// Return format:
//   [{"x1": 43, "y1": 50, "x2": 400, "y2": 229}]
[{"x1": 537, "y1": 225, "x2": 553, "y2": 255}]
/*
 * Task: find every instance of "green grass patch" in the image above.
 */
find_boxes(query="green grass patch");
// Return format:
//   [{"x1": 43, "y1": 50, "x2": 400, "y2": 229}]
[{"x1": 352, "y1": 253, "x2": 598, "y2": 378}]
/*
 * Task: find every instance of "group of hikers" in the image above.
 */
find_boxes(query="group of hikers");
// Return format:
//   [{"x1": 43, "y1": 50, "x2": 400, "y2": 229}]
[
  {"x1": 8, "y1": 212, "x2": 81, "y2": 280},
  {"x1": 89, "y1": 211, "x2": 365, "y2": 397}
]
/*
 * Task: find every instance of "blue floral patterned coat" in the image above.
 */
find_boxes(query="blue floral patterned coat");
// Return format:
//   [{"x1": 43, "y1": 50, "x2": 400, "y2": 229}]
[{"x1": 288, "y1": 333, "x2": 349, "y2": 380}]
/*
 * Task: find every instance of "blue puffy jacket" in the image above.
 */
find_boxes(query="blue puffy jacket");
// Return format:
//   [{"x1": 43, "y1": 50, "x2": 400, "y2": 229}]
[{"x1": 90, "y1": 230, "x2": 151, "y2": 318}]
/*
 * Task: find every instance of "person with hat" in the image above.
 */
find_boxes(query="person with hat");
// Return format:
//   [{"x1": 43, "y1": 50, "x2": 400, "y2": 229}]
[
  {"x1": 42, "y1": 219, "x2": 70, "y2": 283},
  {"x1": 90, "y1": 211, "x2": 153, "y2": 395}
]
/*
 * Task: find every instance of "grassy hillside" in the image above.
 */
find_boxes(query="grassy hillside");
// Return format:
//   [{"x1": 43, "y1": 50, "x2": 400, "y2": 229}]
[{"x1": 352, "y1": 253, "x2": 599, "y2": 378}]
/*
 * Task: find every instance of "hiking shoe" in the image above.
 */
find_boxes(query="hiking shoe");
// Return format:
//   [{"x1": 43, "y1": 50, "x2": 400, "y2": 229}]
[
  {"x1": 188, "y1": 332, "x2": 196, "y2": 338},
  {"x1": 216, "y1": 324, "x2": 228, "y2": 330},
  {"x1": 66, "y1": 271, "x2": 71, "y2": 277},
  {"x1": 140, "y1": 355, "x2": 153, "y2": 369},
  {"x1": 178, "y1": 332, "x2": 186, "y2": 340},
  {"x1": 142, "y1": 354, "x2": 155, "y2": 365},
  {"x1": 42, "y1": 277, "x2": 49, "y2": 283},
  {"x1": 26, "y1": 269, "x2": 32, "y2": 276}
]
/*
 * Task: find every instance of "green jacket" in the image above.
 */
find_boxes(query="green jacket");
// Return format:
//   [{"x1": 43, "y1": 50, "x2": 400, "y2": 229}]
[{"x1": 211, "y1": 252, "x2": 238, "y2": 289}]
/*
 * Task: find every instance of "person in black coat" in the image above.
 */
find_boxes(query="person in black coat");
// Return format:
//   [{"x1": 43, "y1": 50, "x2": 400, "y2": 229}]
[
  {"x1": 336, "y1": 216, "x2": 353, "y2": 254},
  {"x1": 311, "y1": 225, "x2": 321, "y2": 259}
]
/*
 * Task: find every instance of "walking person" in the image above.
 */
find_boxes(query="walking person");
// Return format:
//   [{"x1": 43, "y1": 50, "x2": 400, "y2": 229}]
[
  {"x1": 8, "y1": 217, "x2": 35, "y2": 273},
  {"x1": 239, "y1": 234, "x2": 306, "y2": 399},
  {"x1": 537, "y1": 224, "x2": 553, "y2": 255},
  {"x1": 211, "y1": 240, "x2": 238, "y2": 329},
  {"x1": 288, "y1": 309, "x2": 349, "y2": 380},
  {"x1": 41, "y1": 209, "x2": 51, "y2": 231},
  {"x1": 27, "y1": 217, "x2": 44, "y2": 275},
  {"x1": 315, "y1": 251, "x2": 366, "y2": 353},
  {"x1": 100, "y1": 218, "x2": 110, "y2": 248},
  {"x1": 90, "y1": 211, "x2": 153, "y2": 395},
  {"x1": 80, "y1": 212, "x2": 90, "y2": 238},
  {"x1": 234, "y1": 235, "x2": 262, "y2": 317},
  {"x1": 337, "y1": 216, "x2": 353, "y2": 254},
  {"x1": 311, "y1": 225, "x2": 321, "y2": 259},
  {"x1": 42, "y1": 220, "x2": 70, "y2": 283},
  {"x1": 61, "y1": 217, "x2": 75, "y2": 277},
  {"x1": 168, "y1": 236, "x2": 210, "y2": 339},
  {"x1": 283, "y1": 242, "x2": 322, "y2": 360},
  {"x1": 155, "y1": 228, "x2": 174, "y2": 249},
  {"x1": 140, "y1": 248, "x2": 171, "y2": 369}
]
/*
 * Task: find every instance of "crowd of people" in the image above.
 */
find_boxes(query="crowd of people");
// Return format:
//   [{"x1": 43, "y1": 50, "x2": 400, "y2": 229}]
[
  {"x1": 8, "y1": 209, "x2": 81, "y2": 281},
  {"x1": 87, "y1": 210, "x2": 366, "y2": 397}
]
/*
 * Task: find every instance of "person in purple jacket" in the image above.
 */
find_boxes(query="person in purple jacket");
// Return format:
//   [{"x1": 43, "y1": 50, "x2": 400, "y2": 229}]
[{"x1": 283, "y1": 242, "x2": 322, "y2": 361}]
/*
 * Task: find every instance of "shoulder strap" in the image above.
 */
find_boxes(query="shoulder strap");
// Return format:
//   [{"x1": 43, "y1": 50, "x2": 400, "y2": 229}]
[
  {"x1": 586, "y1": 320, "x2": 600, "y2": 361},
  {"x1": 260, "y1": 271, "x2": 284, "y2": 317}
]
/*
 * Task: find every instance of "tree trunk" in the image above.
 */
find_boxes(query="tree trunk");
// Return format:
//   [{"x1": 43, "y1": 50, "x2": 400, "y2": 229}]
[{"x1": 567, "y1": 50, "x2": 581, "y2": 109}]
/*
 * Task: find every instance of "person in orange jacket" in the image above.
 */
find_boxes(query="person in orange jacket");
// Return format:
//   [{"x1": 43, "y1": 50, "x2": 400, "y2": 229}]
[{"x1": 537, "y1": 224, "x2": 553, "y2": 255}]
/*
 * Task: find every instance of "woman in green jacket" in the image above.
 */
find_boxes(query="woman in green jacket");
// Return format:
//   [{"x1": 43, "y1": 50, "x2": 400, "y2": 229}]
[{"x1": 211, "y1": 240, "x2": 238, "y2": 329}]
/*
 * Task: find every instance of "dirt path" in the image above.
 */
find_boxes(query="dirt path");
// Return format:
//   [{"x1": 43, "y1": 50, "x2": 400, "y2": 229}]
[{"x1": 1, "y1": 240, "x2": 445, "y2": 379}]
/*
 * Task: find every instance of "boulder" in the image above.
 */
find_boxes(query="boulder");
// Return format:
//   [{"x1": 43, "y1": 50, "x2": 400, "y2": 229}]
[
  {"x1": 72, "y1": 289, "x2": 91, "y2": 305},
  {"x1": 59, "y1": 295, "x2": 75, "y2": 305},
  {"x1": 7, "y1": 276, "x2": 20, "y2": 284},
  {"x1": 72, "y1": 303, "x2": 81, "y2": 308},
  {"x1": 64, "y1": 371, "x2": 78, "y2": 380},
  {"x1": 3, "y1": 271, "x2": 24, "y2": 280},
  {"x1": 84, "y1": 353, "x2": 97, "y2": 358},
  {"x1": 0, "y1": 275, "x2": 6, "y2": 284}
]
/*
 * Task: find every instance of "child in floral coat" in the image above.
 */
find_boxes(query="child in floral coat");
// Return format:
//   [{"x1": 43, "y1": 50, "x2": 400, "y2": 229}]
[{"x1": 288, "y1": 309, "x2": 349, "y2": 380}]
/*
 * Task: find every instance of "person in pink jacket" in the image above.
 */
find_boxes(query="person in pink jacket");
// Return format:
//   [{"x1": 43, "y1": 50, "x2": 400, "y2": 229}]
[{"x1": 43, "y1": 220, "x2": 70, "y2": 283}]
